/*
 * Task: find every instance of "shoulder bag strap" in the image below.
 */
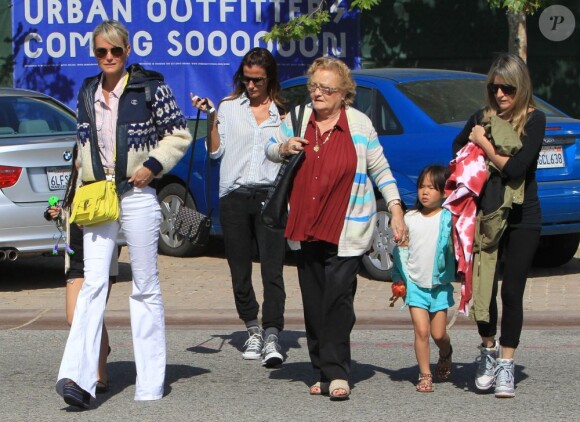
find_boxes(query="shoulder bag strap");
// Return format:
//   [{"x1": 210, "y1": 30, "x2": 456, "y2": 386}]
[
  {"x1": 182, "y1": 107, "x2": 201, "y2": 206},
  {"x1": 82, "y1": 88, "x2": 106, "y2": 182},
  {"x1": 289, "y1": 104, "x2": 306, "y2": 138},
  {"x1": 205, "y1": 113, "x2": 212, "y2": 218}
]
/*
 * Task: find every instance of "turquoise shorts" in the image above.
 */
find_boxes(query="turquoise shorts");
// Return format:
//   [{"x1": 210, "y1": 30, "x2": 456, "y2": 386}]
[{"x1": 405, "y1": 282, "x2": 454, "y2": 313}]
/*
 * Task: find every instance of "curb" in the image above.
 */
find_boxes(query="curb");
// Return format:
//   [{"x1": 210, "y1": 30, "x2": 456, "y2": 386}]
[{"x1": 2, "y1": 309, "x2": 580, "y2": 330}]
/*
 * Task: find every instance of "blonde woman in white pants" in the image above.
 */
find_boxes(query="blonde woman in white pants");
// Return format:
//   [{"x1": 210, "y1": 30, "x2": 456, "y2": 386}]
[{"x1": 55, "y1": 19, "x2": 191, "y2": 409}]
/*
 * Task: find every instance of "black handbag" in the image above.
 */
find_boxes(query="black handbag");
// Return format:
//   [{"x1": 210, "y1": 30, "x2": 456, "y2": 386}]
[
  {"x1": 174, "y1": 107, "x2": 212, "y2": 245},
  {"x1": 261, "y1": 104, "x2": 306, "y2": 229}
]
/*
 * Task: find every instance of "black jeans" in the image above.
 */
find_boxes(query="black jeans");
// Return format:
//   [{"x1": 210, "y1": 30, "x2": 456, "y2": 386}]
[
  {"x1": 476, "y1": 226, "x2": 541, "y2": 349},
  {"x1": 297, "y1": 241, "x2": 361, "y2": 382},
  {"x1": 219, "y1": 188, "x2": 286, "y2": 331}
]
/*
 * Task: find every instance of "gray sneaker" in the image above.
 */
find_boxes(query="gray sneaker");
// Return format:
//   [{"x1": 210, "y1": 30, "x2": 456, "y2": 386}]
[
  {"x1": 242, "y1": 330, "x2": 263, "y2": 360},
  {"x1": 475, "y1": 341, "x2": 498, "y2": 390},
  {"x1": 494, "y1": 359, "x2": 515, "y2": 398},
  {"x1": 261, "y1": 334, "x2": 283, "y2": 367}
]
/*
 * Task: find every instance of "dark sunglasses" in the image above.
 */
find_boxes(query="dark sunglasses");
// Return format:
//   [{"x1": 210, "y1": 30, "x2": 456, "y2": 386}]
[
  {"x1": 240, "y1": 75, "x2": 267, "y2": 86},
  {"x1": 94, "y1": 46, "x2": 124, "y2": 58},
  {"x1": 487, "y1": 83, "x2": 517, "y2": 96}
]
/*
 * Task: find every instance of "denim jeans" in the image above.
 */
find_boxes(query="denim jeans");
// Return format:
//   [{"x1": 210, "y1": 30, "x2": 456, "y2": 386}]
[{"x1": 219, "y1": 188, "x2": 286, "y2": 331}]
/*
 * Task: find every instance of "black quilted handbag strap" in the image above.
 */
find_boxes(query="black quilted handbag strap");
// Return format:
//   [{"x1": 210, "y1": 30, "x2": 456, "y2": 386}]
[
  {"x1": 182, "y1": 108, "x2": 212, "y2": 217},
  {"x1": 290, "y1": 104, "x2": 306, "y2": 138}
]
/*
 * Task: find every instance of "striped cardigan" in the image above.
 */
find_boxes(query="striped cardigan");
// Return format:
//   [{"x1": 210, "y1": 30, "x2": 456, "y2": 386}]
[{"x1": 266, "y1": 104, "x2": 401, "y2": 256}]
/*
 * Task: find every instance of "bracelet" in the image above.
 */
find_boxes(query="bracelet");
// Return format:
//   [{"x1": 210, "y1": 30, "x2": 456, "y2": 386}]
[
  {"x1": 387, "y1": 199, "x2": 402, "y2": 213},
  {"x1": 278, "y1": 143, "x2": 287, "y2": 159}
]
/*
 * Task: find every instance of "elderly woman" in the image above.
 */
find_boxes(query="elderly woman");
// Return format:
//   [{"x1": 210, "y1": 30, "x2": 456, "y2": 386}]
[
  {"x1": 266, "y1": 57, "x2": 406, "y2": 400},
  {"x1": 55, "y1": 20, "x2": 191, "y2": 409}
]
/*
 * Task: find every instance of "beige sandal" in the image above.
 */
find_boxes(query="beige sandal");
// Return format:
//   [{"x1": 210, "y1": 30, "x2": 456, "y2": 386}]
[
  {"x1": 436, "y1": 345, "x2": 453, "y2": 380},
  {"x1": 329, "y1": 379, "x2": 350, "y2": 401},
  {"x1": 416, "y1": 373, "x2": 433, "y2": 392},
  {"x1": 309, "y1": 381, "x2": 329, "y2": 395}
]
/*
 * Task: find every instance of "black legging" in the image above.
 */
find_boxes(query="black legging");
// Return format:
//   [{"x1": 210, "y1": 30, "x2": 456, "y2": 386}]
[{"x1": 476, "y1": 226, "x2": 540, "y2": 349}]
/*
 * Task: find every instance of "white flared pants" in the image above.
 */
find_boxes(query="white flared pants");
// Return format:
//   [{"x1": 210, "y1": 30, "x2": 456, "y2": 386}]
[{"x1": 56, "y1": 186, "x2": 166, "y2": 401}]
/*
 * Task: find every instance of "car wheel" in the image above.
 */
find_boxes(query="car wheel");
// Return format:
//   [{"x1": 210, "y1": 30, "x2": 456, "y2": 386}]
[
  {"x1": 157, "y1": 183, "x2": 207, "y2": 257},
  {"x1": 533, "y1": 233, "x2": 580, "y2": 267},
  {"x1": 361, "y1": 199, "x2": 398, "y2": 281}
]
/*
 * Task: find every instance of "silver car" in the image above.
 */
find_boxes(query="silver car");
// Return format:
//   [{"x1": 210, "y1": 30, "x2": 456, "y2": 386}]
[{"x1": 0, "y1": 87, "x2": 77, "y2": 262}]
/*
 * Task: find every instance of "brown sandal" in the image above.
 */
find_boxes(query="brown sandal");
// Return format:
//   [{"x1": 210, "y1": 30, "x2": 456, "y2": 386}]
[
  {"x1": 416, "y1": 373, "x2": 433, "y2": 392},
  {"x1": 436, "y1": 345, "x2": 453, "y2": 380}
]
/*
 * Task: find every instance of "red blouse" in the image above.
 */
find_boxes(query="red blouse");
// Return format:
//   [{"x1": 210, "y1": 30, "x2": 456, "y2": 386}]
[{"x1": 285, "y1": 108, "x2": 357, "y2": 245}]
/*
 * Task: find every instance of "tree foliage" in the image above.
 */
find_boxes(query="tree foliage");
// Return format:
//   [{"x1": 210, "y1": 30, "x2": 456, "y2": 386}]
[
  {"x1": 487, "y1": 0, "x2": 545, "y2": 14},
  {"x1": 262, "y1": 8, "x2": 330, "y2": 44},
  {"x1": 263, "y1": 0, "x2": 549, "y2": 49},
  {"x1": 262, "y1": 0, "x2": 380, "y2": 45}
]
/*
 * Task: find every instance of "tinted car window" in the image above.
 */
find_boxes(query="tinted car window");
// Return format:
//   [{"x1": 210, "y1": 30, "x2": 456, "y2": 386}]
[
  {"x1": 397, "y1": 79, "x2": 487, "y2": 124},
  {"x1": 353, "y1": 87, "x2": 402, "y2": 135},
  {"x1": 0, "y1": 96, "x2": 76, "y2": 136},
  {"x1": 281, "y1": 84, "x2": 310, "y2": 110}
]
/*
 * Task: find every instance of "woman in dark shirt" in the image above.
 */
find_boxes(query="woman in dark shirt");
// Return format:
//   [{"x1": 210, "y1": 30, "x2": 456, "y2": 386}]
[{"x1": 452, "y1": 53, "x2": 546, "y2": 398}]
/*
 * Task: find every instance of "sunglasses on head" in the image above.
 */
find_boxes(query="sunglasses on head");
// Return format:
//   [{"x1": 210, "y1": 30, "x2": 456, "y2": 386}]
[
  {"x1": 94, "y1": 46, "x2": 124, "y2": 59},
  {"x1": 240, "y1": 75, "x2": 267, "y2": 86},
  {"x1": 487, "y1": 83, "x2": 517, "y2": 96}
]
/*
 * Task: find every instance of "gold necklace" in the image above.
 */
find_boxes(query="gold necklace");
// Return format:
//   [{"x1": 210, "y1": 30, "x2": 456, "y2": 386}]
[{"x1": 313, "y1": 125, "x2": 335, "y2": 152}]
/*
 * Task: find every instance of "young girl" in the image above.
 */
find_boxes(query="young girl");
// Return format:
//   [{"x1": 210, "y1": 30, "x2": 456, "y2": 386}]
[{"x1": 392, "y1": 164, "x2": 456, "y2": 392}]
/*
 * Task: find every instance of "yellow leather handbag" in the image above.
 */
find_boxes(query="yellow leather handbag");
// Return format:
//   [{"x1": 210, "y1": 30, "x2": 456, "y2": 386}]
[{"x1": 70, "y1": 180, "x2": 119, "y2": 226}]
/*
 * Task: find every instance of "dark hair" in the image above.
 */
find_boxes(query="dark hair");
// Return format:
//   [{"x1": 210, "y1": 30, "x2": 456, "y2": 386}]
[
  {"x1": 413, "y1": 164, "x2": 449, "y2": 210},
  {"x1": 229, "y1": 47, "x2": 286, "y2": 113},
  {"x1": 62, "y1": 144, "x2": 79, "y2": 210}
]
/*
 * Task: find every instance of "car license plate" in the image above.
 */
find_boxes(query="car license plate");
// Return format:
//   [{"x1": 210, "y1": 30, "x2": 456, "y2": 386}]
[
  {"x1": 537, "y1": 145, "x2": 565, "y2": 169},
  {"x1": 47, "y1": 167, "x2": 71, "y2": 191}
]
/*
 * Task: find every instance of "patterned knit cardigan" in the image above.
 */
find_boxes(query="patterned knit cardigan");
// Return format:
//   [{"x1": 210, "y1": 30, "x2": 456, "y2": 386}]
[
  {"x1": 76, "y1": 64, "x2": 192, "y2": 194},
  {"x1": 266, "y1": 104, "x2": 401, "y2": 257}
]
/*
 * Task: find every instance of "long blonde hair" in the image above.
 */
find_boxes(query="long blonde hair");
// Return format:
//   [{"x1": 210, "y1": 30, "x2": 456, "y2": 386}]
[{"x1": 483, "y1": 53, "x2": 535, "y2": 136}]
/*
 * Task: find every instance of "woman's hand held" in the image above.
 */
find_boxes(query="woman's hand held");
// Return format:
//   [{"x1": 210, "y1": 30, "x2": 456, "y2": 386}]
[{"x1": 190, "y1": 93, "x2": 215, "y2": 114}]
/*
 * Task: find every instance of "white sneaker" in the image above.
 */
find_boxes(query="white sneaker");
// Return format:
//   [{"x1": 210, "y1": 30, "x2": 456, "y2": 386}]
[
  {"x1": 494, "y1": 359, "x2": 515, "y2": 398},
  {"x1": 242, "y1": 330, "x2": 263, "y2": 360},
  {"x1": 475, "y1": 341, "x2": 498, "y2": 390},
  {"x1": 261, "y1": 334, "x2": 283, "y2": 367}
]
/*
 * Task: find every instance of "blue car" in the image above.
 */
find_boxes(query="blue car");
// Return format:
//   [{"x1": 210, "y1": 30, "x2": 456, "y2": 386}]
[{"x1": 157, "y1": 68, "x2": 580, "y2": 280}]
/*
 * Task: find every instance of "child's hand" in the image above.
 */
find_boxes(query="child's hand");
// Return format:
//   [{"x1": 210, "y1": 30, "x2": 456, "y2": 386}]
[
  {"x1": 48, "y1": 206, "x2": 61, "y2": 219},
  {"x1": 44, "y1": 205, "x2": 61, "y2": 221},
  {"x1": 389, "y1": 281, "x2": 406, "y2": 307}
]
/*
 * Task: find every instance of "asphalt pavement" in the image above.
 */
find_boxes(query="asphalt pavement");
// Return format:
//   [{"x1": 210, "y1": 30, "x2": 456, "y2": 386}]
[{"x1": 0, "y1": 242, "x2": 579, "y2": 420}]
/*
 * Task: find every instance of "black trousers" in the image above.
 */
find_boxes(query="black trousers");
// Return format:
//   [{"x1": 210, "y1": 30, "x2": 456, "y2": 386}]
[
  {"x1": 476, "y1": 226, "x2": 541, "y2": 349},
  {"x1": 297, "y1": 241, "x2": 361, "y2": 382},
  {"x1": 219, "y1": 188, "x2": 286, "y2": 331}
]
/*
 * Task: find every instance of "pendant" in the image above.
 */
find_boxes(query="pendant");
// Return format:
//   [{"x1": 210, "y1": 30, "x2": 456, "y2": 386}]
[{"x1": 313, "y1": 145, "x2": 320, "y2": 152}]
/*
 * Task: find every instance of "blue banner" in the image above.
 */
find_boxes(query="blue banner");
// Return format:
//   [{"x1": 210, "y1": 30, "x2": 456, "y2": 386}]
[{"x1": 12, "y1": 0, "x2": 360, "y2": 116}]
